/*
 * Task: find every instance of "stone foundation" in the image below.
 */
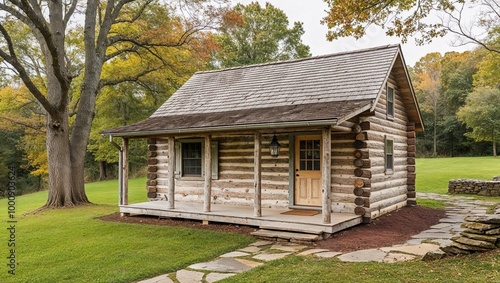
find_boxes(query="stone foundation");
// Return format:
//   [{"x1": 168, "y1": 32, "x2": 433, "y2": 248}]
[{"x1": 448, "y1": 178, "x2": 500, "y2": 196}]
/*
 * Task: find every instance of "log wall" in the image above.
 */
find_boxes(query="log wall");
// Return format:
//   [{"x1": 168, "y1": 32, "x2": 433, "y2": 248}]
[{"x1": 358, "y1": 73, "x2": 411, "y2": 221}]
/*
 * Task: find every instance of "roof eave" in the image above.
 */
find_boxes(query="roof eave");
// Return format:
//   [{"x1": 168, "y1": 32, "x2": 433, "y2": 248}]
[{"x1": 104, "y1": 118, "x2": 339, "y2": 138}]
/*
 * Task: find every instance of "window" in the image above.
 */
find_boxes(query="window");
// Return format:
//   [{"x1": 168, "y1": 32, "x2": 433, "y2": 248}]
[
  {"x1": 298, "y1": 139, "x2": 321, "y2": 171},
  {"x1": 385, "y1": 138, "x2": 394, "y2": 172},
  {"x1": 387, "y1": 85, "x2": 394, "y2": 118},
  {"x1": 175, "y1": 139, "x2": 218, "y2": 179},
  {"x1": 182, "y1": 142, "x2": 202, "y2": 176}
]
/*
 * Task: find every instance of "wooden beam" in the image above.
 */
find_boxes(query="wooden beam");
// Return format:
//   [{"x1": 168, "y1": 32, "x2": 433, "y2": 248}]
[
  {"x1": 254, "y1": 133, "x2": 262, "y2": 217},
  {"x1": 204, "y1": 135, "x2": 212, "y2": 212},
  {"x1": 120, "y1": 138, "x2": 129, "y2": 216},
  {"x1": 322, "y1": 127, "x2": 332, "y2": 224},
  {"x1": 167, "y1": 137, "x2": 175, "y2": 209}
]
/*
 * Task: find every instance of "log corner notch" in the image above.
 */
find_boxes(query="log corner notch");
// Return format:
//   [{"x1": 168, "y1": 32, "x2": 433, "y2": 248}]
[
  {"x1": 147, "y1": 138, "x2": 158, "y2": 199},
  {"x1": 353, "y1": 130, "x2": 372, "y2": 222},
  {"x1": 407, "y1": 122, "x2": 417, "y2": 206}
]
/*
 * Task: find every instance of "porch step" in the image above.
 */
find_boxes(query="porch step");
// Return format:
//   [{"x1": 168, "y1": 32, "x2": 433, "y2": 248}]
[
  {"x1": 259, "y1": 225, "x2": 323, "y2": 235},
  {"x1": 251, "y1": 229, "x2": 323, "y2": 243}
]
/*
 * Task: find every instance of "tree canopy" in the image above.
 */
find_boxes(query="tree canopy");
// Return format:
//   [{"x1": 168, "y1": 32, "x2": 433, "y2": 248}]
[
  {"x1": 322, "y1": 0, "x2": 500, "y2": 52},
  {"x1": 212, "y1": 1, "x2": 310, "y2": 68}
]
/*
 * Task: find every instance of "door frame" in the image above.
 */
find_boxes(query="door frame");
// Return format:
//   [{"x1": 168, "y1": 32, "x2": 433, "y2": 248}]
[{"x1": 288, "y1": 132, "x2": 323, "y2": 209}]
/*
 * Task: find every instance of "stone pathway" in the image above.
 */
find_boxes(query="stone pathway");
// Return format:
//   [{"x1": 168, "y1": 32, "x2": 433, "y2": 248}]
[{"x1": 138, "y1": 193, "x2": 498, "y2": 283}]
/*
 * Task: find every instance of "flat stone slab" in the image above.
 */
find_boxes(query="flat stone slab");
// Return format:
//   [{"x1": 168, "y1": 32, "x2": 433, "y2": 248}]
[
  {"x1": 251, "y1": 240, "x2": 273, "y2": 246},
  {"x1": 270, "y1": 244, "x2": 308, "y2": 252},
  {"x1": 239, "y1": 246, "x2": 261, "y2": 253},
  {"x1": 430, "y1": 223, "x2": 452, "y2": 229},
  {"x1": 176, "y1": 270, "x2": 204, "y2": 283},
  {"x1": 138, "y1": 274, "x2": 174, "y2": 283},
  {"x1": 298, "y1": 249, "x2": 331, "y2": 256},
  {"x1": 383, "y1": 252, "x2": 417, "y2": 263},
  {"x1": 411, "y1": 232, "x2": 453, "y2": 239},
  {"x1": 235, "y1": 258, "x2": 264, "y2": 268},
  {"x1": 205, "y1": 272, "x2": 236, "y2": 283},
  {"x1": 253, "y1": 252, "x2": 291, "y2": 261},
  {"x1": 382, "y1": 243, "x2": 440, "y2": 256},
  {"x1": 251, "y1": 229, "x2": 321, "y2": 241},
  {"x1": 314, "y1": 251, "x2": 342, "y2": 258},
  {"x1": 337, "y1": 249, "x2": 387, "y2": 262},
  {"x1": 220, "y1": 251, "x2": 250, "y2": 258},
  {"x1": 189, "y1": 258, "x2": 258, "y2": 273}
]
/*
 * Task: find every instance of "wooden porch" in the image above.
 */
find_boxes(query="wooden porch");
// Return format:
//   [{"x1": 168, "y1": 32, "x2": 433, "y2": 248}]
[{"x1": 120, "y1": 201, "x2": 362, "y2": 235}]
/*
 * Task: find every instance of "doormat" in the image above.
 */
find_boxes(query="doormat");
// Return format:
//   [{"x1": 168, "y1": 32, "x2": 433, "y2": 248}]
[{"x1": 281, "y1": 210, "x2": 319, "y2": 216}]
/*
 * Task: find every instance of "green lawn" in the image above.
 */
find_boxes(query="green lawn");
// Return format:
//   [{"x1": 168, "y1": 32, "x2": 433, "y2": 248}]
[
  {"x1": 0, "y1": 178, "x2": 254, "y2": 283},
  {"x1": 417, "y1": 156, "x2": 500, "y2": 194},
  {"x1": 220, "y1": 252, "x2": 500, "y2": 283}
]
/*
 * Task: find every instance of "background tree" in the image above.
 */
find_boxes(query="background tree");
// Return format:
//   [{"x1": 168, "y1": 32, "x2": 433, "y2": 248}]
[
  {"x1": 0, "y1": 0, "x2": 228, "y2": 207},
  {"x1": 457, "y1": 87, "x2": 500, "y2": 156},
  {"x1": 211, "y1": 1, "x2": 310, "y2": 68},
  {"x1": 321, "y1": 0, "x2": 500, "y2": 52},
  {"x1": 412, "y1": 52, "x2": 442, "y2": 156}
]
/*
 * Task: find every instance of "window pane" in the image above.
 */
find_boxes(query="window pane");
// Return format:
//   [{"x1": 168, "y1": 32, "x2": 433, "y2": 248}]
[
  {"x1": 314, "y1": 160, "x2": 320, "y2": 170},
  {"x1": 182, "y1": 142, "x2": 202, "y2": 176}
]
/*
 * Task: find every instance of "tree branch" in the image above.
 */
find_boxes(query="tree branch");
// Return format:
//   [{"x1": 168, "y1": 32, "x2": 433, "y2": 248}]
[{"x1": 0, "y1": 23, "x2": 58, "y2": 118}]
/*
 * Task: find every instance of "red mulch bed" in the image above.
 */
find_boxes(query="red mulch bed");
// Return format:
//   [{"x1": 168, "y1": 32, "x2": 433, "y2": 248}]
[{"x1": 99, "y1": 205, "x2": 446, "y2": 252}]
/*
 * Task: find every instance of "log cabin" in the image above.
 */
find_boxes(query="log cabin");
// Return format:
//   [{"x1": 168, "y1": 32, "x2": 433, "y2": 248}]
[{"x1": 102, "y1": 44, "x2": 423, "y2": 238}]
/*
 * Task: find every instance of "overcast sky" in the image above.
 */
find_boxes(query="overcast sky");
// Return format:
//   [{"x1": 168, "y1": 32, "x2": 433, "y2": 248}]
[{"x1": 231, "y1": 0, "x2": 476, "y2": 66}]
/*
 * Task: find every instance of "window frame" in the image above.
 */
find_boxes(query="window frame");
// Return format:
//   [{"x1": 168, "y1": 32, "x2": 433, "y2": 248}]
[
  {"x1": 174, "y1": 139, "x2": 218, "y2": 180},
  {"x1": 386, "y1": 84, "x2": 395, "y2": 119},
  {"x1": 385, "y1": 136, "x2": 394, "y2": 174}
]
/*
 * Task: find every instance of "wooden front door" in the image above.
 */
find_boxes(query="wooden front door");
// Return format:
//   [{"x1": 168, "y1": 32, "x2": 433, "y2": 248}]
[{"x1": 294, "y1": 136, "x2": 322, "y2": 206}]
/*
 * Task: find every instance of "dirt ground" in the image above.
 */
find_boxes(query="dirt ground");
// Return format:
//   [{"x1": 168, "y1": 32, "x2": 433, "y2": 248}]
[{"x1": 100, "y1": 205, "x2": 446, "y2": 252}]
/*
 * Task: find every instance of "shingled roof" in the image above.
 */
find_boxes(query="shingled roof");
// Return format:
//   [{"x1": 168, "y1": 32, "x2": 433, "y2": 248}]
[{"x1": 104, "y1": 44, "x2": 422, "y2": 137}]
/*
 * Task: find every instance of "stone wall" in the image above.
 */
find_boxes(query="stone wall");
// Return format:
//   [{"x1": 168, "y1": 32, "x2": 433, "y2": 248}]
[
  {"x1": 441, "y1": 214, "x2": 500, "y2": 255},
  {"x1": 448, "y1": 178, "x2": 500, "y2": 197}
]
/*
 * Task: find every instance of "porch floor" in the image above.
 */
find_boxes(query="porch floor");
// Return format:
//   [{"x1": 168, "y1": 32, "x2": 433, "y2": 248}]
[{"x1": 120, "y1": 201, "x2": 362, "y2": 234}]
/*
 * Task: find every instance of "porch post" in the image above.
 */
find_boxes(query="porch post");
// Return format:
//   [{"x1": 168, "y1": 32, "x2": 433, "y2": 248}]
[
  {"x1": 204, "y1": 135, "x2": 212, "y2": 212},
  {"x1": 120, "y1": 138, "x2": 129, "y2": 216},
  {"x1": 322, "y1": 127, "x2": 332, "y2": 224},
  {"x1": 167, "y1": 136, "x2": 175, "y2": 209},
  {"x1": 253, "y1": 133, "x2": 262, "y2": 217}
]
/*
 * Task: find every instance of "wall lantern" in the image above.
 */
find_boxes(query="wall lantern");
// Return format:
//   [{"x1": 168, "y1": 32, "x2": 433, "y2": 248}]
[{"x1": 269, "y1": 134, "x2": 281, "y2": 157}]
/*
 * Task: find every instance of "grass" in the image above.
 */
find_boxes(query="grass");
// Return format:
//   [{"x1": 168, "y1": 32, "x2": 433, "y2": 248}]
[
  {"x1": 220, "y1": 252, "x2": 500, "y2": 283},
  {"x1": 416, "y1": 156, "x2": 500, "y2": 194},
  {"x1": 0, "y1": 177, "x2": 254, "y2": 283},
  {"x1": 415, "y1": 198, "x2": 446, "y2": 209}
]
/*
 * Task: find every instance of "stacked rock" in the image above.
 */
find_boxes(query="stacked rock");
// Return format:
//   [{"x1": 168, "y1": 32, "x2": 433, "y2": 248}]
[{"x1": 441, "y1": 215, "x2": 500, "y2": 255}]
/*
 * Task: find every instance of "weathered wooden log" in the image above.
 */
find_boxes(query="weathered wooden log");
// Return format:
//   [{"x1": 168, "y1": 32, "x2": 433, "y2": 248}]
[
  {"x1": 147, "y1": 173, "x2": 157, "y2": 180},
  {"x1": 148, "y1": 144, "x2": 157, "y2": 151},
  {"x1": 332, "y1": 125, "x2": 353, "y2": 132},
  {"x1": 355, "y1": 197, "x2": 365, "y2": 206},
  {"x1": 407, "y1": 178, "x2": 416, "y2": 185},
  {"x1": 352, "y1": 124, "x2": 362, "y2": 134},
  {"x1": 147, "y1": 186, "x2": 157, "y2": 193},
  {"x1": 407, "y1": 138, "x2": 416, "y2": 145},
  {"x1": 148, "y1": 166, "x2": 158, "y2": 173},
  {"x1": 407, "y1": 185, "x2": 415, "y2": 191},
  {"x1": 353, "y1": 150, "x2": 369, "y2": 159},
  {"x1": 354, "y1": 178, "x2": 364, "y2": 188},
  {"x1": 362, "y1": 189, "x2": 371, "y2": 197},
  {"x1": 355, "y1": 132, "x2": 366, "y2": 141},
  {"x1": 353, "y1": 158, "x2": 364, "y2": 167},
  {"x1": 354, "y1": 168, "x2": 372, "y2": 178},
  {"x1": 147, "y1": 180, "x2": 157, "y2": 186},
  {"x1": 364, "y1": 198, "x2": 371, "y2": 207},
  {"x1": 148, "y1": 151, "x2": 157, "y2": 158},
  {"x1": 360, "y1": 121, "x2": 370, "y2": 131},
  {"x1": 147, "y1": 159, "x2": 158, "y2": 165},
  {"x1": 147, "y1": 138, "x2": 156, "y2": 144},
  {"x1": 407, "y1": 152, "x2": 416, "y2": 158},
  {"x1": 407, "y1": 122, "x2": 416, "y2": 131},
  {"x1": 355, "y1": 207, "x2": 366, "y2": 215},
  {"x1": 407, "y1": 145, "x2": 416, "y2": 152},
  {"x1": 407, "y1": 131, "x2": 416, "y2": 138},
  {"x1": 407, "y1": 191, "x2": 416, "y2": 198},
  {"x1": 147, "y1": 192, "x2": 157, "y2": 198},
  {"x1": 353, "y1": 187, "x2": 364, "y2": 196},
  {"x1": 354, "y1": 140, "x2": 367, "y2": 149},
  {"x1": 407, "y1": 157, "x2": 416, "y2": 165},
  {"x1": 407, "y1": 166, "x2": 416, "y2": 173}
]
